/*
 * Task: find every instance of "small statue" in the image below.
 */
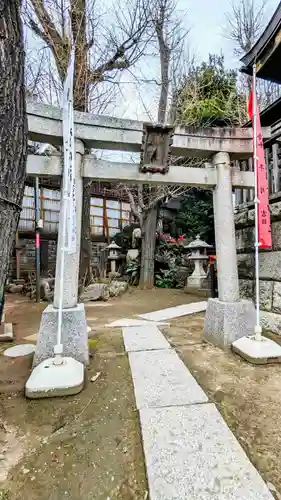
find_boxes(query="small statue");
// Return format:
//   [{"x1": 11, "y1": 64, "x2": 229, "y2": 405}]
[{"x1": 132, "y1": 227, "x2": 142, "y2": 249}]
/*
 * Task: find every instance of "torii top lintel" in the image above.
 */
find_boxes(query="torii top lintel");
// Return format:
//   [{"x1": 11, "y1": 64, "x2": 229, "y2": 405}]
[{"x1": 26, "y1": 101, "x2": 266, "y2": 160}]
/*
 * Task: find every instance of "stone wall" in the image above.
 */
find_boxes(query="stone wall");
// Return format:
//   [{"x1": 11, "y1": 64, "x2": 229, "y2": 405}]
[{"x1": 235, "y1": 196, "x2": 281, "y2": 334}]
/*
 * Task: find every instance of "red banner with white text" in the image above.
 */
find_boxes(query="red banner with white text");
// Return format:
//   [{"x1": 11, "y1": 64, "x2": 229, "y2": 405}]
[{"x1": 248, "y1": 89, "x2": 272, "y2": 249}]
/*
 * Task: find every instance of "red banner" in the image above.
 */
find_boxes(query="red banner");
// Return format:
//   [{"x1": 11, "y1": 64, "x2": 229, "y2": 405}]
[{"x1": 248, "y1": 89, "x2": 272, "y2": 249}]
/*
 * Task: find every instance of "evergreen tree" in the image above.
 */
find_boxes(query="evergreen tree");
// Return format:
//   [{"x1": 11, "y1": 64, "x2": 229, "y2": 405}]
[
  {"x1": 173, "y1": 55, "x2": 244, "y2": 244},
  {"x1": 174, "y1": 54, "x2": 246, "y2": 127}
]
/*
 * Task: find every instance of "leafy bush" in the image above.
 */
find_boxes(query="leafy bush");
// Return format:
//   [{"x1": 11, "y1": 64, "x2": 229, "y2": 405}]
[
  {"x1": 125, "y1": 261, "x2": 140, "y2": 286},
  {"x1": 155, "y1": 266, "x2": 185, "y2": 289},
  {"x1": 176, "y1": 188, "x2": 215, "y2": 245}
]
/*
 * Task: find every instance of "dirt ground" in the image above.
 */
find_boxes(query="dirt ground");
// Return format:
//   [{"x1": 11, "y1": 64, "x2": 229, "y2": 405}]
[
  {"x1": 0, "y1": 289, "x2": 196, "y2": 500},
  {"x1": 164, "y1": 313, "x2": 281, "y2": 496},
  {"x1": 1, "y1": 290, "x2": 281, "y2": 498}
]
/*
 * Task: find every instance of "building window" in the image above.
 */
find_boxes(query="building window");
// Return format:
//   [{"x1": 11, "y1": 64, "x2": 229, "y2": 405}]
[
  {"x1": 19, "y1": 187, "x2": 132, "y2": 237},
  {"x1": 90, "y1": 198, "x2": 132, "y2": 237}
]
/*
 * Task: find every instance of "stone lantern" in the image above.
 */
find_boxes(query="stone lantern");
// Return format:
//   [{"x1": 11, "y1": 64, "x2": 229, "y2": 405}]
[
  {"x1": 107, "y1": 241, "x2": 121, "y2": 276},
  {"x1": 185, "y1": 235, "x2": 212, "y2": 292}
]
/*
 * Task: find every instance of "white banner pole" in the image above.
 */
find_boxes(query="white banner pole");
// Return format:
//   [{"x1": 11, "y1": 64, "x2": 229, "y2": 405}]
[
  {"x1": 253, "y1": 63, "x2": 262, "y2": 342},
  {"x1": 54, "y1": 45, "x2": 76, "y2": 361}
]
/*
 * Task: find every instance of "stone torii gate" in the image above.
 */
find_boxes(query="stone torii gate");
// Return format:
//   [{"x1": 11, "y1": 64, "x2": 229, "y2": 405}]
[{"x1": 26, "y1": 101, "x2": 259, "y2": 364}]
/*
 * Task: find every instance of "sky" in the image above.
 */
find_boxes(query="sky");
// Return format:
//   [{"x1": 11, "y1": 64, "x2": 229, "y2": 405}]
[
  {"x1": 26, "y1": 0, "x2": 281, "y2": 122},
  {"x1": 187, "y1": 0, "x2": 280, "y2": 67},
  {"x1": 111, "y1": 0, "x2": 281, "y2": 121}
]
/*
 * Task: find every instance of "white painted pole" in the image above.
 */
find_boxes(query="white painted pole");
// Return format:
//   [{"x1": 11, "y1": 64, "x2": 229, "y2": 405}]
[
  {"x1": 54, "y1": 172, "x2": 69, "y2": 363},
  {"x1": 253, "y1": 64, "x2": 262, "y2": 342},
  {"x1": 54, "y1": 47, "x2": 76, "y2": 364}
]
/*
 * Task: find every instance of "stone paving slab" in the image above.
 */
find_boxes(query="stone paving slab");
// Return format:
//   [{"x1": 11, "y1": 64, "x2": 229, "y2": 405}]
[
  {"x1": 24, "y1": 333, "x2": 38, "y2": 342},
  {"x1": 138, "y1": 301, "x2": 207, "y2": 322},
  {"x1": 128, "y1": 349, "x2": 208, "y2": 408},
  {"x1": 140, "y1": 404, "x2": 273, "y2": 500},
  {"x1": 106, "y1": 318, "x2": 169, "y2": 327},
  {"x1": 123, "y1": 325, "x2": 170, "y2": 352}
]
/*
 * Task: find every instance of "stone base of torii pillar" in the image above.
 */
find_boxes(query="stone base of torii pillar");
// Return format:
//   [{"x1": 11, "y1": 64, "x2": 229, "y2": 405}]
[
  {"x1": 204, "y1": 298, "x2": 256, "y2": 348},
  {"x1": 33, "y1": 141, "x2": 89, "y2": 367},
  {"x1": 33, "y1": 303, "x2": 88, "y2": 367},
  {"x1": 203, "y1": 153, "x2": 256, "y2": 348}
]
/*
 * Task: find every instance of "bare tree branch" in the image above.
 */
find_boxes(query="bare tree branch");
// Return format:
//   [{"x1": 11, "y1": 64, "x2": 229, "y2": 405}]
[
  {"x1": 25, "y1": 0, "x2": 152, "y2": 101},
  {"x1": 224, "y1": 0, "x2": 280, "y2": 107},
  {"x1": 25, "y1": 0, "x2": 69, "y2": 80},
  {"x1": 224, "y1": 0, "x2": 267, "y2": 55}
]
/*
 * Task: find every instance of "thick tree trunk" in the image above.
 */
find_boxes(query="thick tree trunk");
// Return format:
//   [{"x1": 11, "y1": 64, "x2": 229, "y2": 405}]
[
  {"x1": 139, "y1": 206, "x2": 158, "y2": 289},
  {"x1": 0, "y1": 0, "x2": 27, "y2": 321},
  {"x1": 70, "y1": 0, "x2": 93, "y2": 288}
]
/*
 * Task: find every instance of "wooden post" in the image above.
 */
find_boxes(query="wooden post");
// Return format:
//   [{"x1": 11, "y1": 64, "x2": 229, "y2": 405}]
[
  {"x1": 241, "y1": 161, "x2": 248, "y2": 203},
  {"x1": 272, "y1": 143, "x2": 280, "y2": 193},
  {"x1": 264, "y1": 147, "x2": 270, "y2": 186},
  {"x1": 34, "y1": 177, "x2": 41, "y2": 302},
  {"x1": 40, "y1": 186, "x2": 44, "y2": 221},
  {"x1": 248, "y1": 158, "x2": 254, "y2": 201},
  {"x1": 15, "y1": 231, "x2": 20, "y2": 280},
  {"x1": 234, "y1": 161, "x2": 243, "y2": 206},
  {"x1": 103, "y1": 198, "x2": 110, "y2": 244}
]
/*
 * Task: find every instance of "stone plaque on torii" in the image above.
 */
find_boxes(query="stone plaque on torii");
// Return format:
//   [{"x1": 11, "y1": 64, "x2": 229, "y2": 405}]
[{"x1": 26, "y1": 101, "x2": 260, "y2": 364}]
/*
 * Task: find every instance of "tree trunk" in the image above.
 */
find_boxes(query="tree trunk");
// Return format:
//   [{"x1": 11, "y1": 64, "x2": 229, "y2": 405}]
[
  {"x1": 70, "y1": 0, "x2": 93, "y2": 288},
  {"x1": 157, "y1": 47, "x2": 170, "y2": 124},
  {"x1": 139, "y1": 206, "x2": 158, "y2": 289},
  {"x1": 156, "y1": 18, "x2": 170, "y2": 125},
  {"x1": 79, "y1": 178, "x2": 93, "y2": 287},
  {"x1": 0, "y1": 0, "x2": 27, "y2": 321},
  {"x1": 138, "y1": 22, "x2": 170, "y2": 290}
]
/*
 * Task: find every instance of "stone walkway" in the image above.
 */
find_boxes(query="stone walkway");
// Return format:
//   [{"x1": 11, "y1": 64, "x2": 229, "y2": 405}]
[
  {"x1": 137, "y1": 301, "x2": 207, "y2": 322},
  {"x1": 122, "y1": 321, "x2": 273, "y2": 499}
]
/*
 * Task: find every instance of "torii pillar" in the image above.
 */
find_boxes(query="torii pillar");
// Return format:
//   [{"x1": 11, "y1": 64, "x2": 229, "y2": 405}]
[
  {"x1": 33, "y1": 140, "x2": 89, "y2": 366},
  {"x1": 204, "y1": 152, "x2": 255, "y2": 348}
]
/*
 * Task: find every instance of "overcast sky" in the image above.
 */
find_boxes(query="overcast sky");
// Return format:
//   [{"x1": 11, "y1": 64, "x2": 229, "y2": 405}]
[
  {"x1": 111, "y1": 0, "x2": 280, "y2": 121},
  {"x1": 188, "y1": 0, "x2": 280, "y2": 67},
  {"x1": 26, "y1": 0, "x2": 280, "y2": 122}
]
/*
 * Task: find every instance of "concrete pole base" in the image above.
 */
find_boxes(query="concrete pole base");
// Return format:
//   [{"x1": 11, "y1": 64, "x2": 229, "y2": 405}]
[
  {"x1": 232, "y1": 335, "x2": 281, "y2": 365},
  {"x1": 204, "y1": 298, "x2": 256, "y2": 349},
  {"x1": 33, "y1": 303, "x2": 89, "y2": 367},
  {"x1": 26, "y1": 356, "x2": 84, "y2": 399},
  {"x1": 0, "y1": 322, "x2": 13, "y2": 342}
]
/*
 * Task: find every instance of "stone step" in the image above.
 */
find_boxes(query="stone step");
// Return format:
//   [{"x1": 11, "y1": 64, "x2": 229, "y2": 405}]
[
  {"x1": 123, "y1": 325, "x2": 170, "y2": 352},
  {"x1": 140, "y1": 404, "x2": 273, "y2": 500},
  {"x1": 137, "y1": 301, "x2": 207, "y2": 322},
  {"x1": 128, "y1": 349, "x2": 208, "y2": 409}
]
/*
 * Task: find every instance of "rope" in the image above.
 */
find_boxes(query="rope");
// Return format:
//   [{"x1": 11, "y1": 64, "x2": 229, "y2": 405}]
[{"x1": 0, "y1": 196, "x2": 22, "y2": 211}]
